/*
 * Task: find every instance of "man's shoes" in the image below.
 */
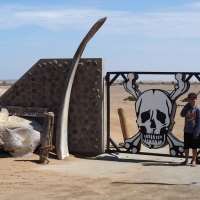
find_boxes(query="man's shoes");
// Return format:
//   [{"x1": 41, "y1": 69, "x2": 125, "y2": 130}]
[
  {"x1": 179, "y1": 161, "x2": 189, "y2": 166},
  {"x1": 190, "y1": 158, "x2": 199, "y2": 165},
  {"x1": 190, "y1": 163, "x2": 196, "y2": 167}
]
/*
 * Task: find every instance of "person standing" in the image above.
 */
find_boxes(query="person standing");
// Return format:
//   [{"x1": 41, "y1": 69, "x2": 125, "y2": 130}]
[{"x1": 180, "y1": 92, "x2": 200, "y2": 167}]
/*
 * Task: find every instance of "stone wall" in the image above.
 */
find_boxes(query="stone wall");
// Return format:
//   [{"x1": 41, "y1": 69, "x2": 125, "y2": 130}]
[{"x1": 0, "y1": 58, "x2": 105, "y2": 156}]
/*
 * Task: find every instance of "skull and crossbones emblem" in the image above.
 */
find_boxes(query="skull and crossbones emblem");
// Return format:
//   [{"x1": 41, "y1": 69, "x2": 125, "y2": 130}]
[{"x1": 123, "y1": 73, "x2": 190, "y2": 156}]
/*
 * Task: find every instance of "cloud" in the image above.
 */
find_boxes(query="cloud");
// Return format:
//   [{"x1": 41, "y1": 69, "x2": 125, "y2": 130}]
[
  {"x1": 1, "y1": 3, "x2": 200, "y2": 38},
  {"x1": 184, "y1": 2, "x2": 200, "y2": 9}
]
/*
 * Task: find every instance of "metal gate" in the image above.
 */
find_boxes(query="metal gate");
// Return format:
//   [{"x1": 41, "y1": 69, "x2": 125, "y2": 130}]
[{"x1": 105, "y1": 71, "x2": 200, "y2": 156}]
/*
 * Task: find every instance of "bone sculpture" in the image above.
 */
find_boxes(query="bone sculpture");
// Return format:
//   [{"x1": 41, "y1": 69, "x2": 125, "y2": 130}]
[
  {"x1": 123, "y1": 73, "x2": 190, "y2": 156},
  {"x1": 0, "y1": 108, "x2": 43, "y2": 157},
  {"x1": 56, "y1": 17, "x2": 107, "y2": 160}
]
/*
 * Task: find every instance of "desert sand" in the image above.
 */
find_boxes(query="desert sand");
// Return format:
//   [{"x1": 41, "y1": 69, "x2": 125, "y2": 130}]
[{"x1": 1, "y1": 84, "x2": 200, "y2": 200}]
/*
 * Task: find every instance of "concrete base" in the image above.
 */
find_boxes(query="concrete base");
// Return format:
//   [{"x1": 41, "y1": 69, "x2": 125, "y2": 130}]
[{"x1": 36, "y1": 146, "x2": 200, "y2": 186}]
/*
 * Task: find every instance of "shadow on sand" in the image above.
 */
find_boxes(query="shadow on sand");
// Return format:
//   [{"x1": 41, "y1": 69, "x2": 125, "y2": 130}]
[
  {"x1": 112, "y1": 181, "x2": 199, "y2": 186},
  {"x1": 0, "y1": 148, "x2": 57, "y2": 163},
  {"x1": 0, "y1": 150, "x2": 11, "y2": 158},
  {"x1": 14, "y1": 152, "x2": 58, "y2": 164},
  {"x1": 74, "y1": 153, "x2": 182, "y2": 167}
]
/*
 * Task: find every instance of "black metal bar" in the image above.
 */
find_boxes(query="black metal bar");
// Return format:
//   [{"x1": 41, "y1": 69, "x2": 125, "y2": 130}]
[
  {"x1": 105, "y1": 71, "x2": 200, "y2": 155},
  {"x1": 106, "y1": 73, "x2": 110, "y2": 152},
  {"x1": 107, "y1": 71, "x2": 200, "y2": 75},
  {"x1": 120, "y1": 73, "x2": 128, "y2": 81},
  {"x1": 185, "y1": 74, "x2": 193, "y2": 82},
  {"x1": 109, "y1": 137, "x2": 121, "y2": 152},
  {"x1": 109, "y1": 74, "x2": 120, "y2": 86},
  {"x1": 194, "y1": 74, "x2": 200, "y2": 82}
]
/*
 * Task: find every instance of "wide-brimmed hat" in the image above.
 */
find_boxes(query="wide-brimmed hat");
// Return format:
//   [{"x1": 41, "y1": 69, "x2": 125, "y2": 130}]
[{"x1": 188, "y1": 92, "x2": 197, "y2": 98}]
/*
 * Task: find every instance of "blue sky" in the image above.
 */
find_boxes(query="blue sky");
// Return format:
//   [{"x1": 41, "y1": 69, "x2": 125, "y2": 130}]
[{"x1": 1, "y1": 0, "x2": 200, "y2": 80}]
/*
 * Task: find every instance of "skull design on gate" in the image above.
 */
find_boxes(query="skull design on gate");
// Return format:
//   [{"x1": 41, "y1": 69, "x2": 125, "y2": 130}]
[
  {"x1": 123, "y1": 73, "x2": 190, "y2": 156},
  {"x1": 136, "y1": 90, "x2": 172, "y2": 148}
]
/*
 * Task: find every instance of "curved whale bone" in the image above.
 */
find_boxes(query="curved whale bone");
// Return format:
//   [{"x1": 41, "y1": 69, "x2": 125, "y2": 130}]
[
  {"x1": 56, "y1": 17, "x2": 107, "y2": 160},
  {"x1": 123, "y1": 73, "x2": 141, "y2": 100},
  {"x1": 124, "y1": 132, "x2": 141, "y2": 153},
  {"x1": 170, "y1": 73, "x2": 190, "y2": 101},
  {"x1": 167, "y1": 131, "x2": 184, "y2": 156}
]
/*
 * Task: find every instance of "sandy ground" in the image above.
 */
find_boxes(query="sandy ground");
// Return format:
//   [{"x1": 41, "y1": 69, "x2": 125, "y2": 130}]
[{"x1": 1, "y1": 84, "x2": 200, "y2": 200}]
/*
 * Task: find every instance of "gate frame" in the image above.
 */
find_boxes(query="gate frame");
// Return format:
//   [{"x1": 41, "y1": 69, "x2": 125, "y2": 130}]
[{"x1": 105, "y1": 71, "x2": 200, "y2": 156}]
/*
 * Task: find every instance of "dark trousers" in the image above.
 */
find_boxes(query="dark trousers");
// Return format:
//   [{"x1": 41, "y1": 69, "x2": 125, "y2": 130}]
[{"x1": 184, "y1": 132, "x2": 199, "y2": 149}]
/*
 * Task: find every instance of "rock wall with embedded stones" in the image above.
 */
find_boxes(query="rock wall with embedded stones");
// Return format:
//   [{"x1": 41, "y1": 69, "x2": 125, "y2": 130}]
[{"x1": 0, "y1": 58, "x2": 105, "y2": 156}]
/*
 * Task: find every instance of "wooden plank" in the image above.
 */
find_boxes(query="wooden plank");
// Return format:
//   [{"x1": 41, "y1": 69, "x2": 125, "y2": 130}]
[
  {"x1": 39, "y1": 112, "x2": 54, "y2": 164},
  {"x1": 5, "y1": 106, "x2": 49, "y2": 117},
  {"x1": 118, "y1": 108, "x2": 131, "y2": 140}
]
